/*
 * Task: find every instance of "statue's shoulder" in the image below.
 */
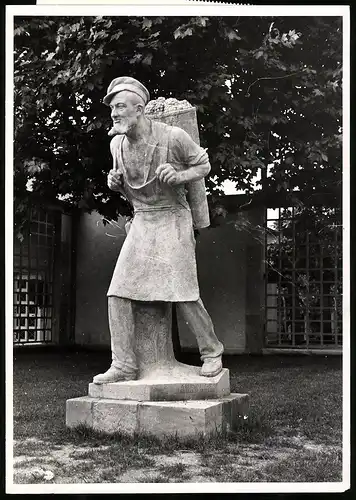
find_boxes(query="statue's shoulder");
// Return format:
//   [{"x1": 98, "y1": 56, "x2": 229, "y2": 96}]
[
  {"x1": 169, "y1": 125, "x2": 187, "y2": 139},
  {"x1": 152, "y1": 120, "x2": 172, "y2": 134},
  {"x1": 156, "y1": 122, "x2": 187, "y2": 140},
  {"x1": 168, "y1": 126, "x2": 192, "y2": 148}
]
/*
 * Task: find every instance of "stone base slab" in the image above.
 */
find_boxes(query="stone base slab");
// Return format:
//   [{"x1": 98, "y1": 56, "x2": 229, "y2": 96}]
[
  {"x1": 66, "y1": 393, "x2": 249, "y2": 439},
  {"x1": 88, "y1": 367, "x2": 230, "y2": 402}
]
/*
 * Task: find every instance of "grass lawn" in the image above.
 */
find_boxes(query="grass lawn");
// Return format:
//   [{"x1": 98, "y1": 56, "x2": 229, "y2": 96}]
[{"x1": 12, "y1": 347, "x2": 343, "y2": 484}]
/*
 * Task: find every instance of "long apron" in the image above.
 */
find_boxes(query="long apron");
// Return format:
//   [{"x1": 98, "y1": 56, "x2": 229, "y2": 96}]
[{"x1": 107, "y1": 121, "x2": 200, "y2": 302}]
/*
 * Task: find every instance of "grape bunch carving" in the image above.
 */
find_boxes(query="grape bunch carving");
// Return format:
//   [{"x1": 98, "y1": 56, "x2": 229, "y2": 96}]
[{"x1": 145, "y1": 97, "x2": 193, "y2": 115}]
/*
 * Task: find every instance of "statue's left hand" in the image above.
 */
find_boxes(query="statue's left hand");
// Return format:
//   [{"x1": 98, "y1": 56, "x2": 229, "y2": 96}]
[{"x1": 155, "y1": 163, "x2": 181, "y2": 186}]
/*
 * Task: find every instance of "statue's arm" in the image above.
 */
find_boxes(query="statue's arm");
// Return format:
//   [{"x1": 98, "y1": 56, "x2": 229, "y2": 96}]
[{"x1": 169, "y1": 127, "x2": 211, "y2": 185}]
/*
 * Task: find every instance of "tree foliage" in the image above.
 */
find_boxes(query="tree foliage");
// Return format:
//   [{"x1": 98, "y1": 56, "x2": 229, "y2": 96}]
[{"x1": 14, "y1": 16, "x2": 342, "y2": 225}]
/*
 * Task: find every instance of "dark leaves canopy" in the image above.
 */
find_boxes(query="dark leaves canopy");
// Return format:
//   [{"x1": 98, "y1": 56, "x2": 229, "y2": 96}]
[{"x1": 14, "y1": 15, "x2": 342, "y2": 222}]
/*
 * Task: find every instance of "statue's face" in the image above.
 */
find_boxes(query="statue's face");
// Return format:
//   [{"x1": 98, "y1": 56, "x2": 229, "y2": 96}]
[{"x1": 109, "y1": 91, "x2": 142, "y2": 135}]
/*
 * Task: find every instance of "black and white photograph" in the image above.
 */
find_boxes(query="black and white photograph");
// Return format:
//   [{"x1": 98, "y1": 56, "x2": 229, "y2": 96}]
[{"x1": 6, "y1": 1, "x2": 350, "y2": 494}]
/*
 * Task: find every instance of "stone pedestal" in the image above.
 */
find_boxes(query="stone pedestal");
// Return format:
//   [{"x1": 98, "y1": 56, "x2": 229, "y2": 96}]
[
  {"x1": 88, "y1": 368, "x2": 230, "y2": 402},
  {"x1": 66, "y1": 302, "x2": 249, "y2": 439},
  {"x1": 66, "y1": 393, "x2": 249, "y2": 438}
]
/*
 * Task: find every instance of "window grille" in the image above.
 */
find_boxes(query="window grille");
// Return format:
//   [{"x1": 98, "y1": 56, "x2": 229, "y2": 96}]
[
  {"x1": 265, "y1": 205, "x2": 342, "y2": 348},
  {"x1": 13, "y1": 206, "x2": 56, "y2": 344}
]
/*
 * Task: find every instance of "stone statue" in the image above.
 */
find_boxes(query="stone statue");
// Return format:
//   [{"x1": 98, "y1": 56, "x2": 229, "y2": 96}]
[{"x1": 93, "y1": 76, "x2": 224, "y2": 385}]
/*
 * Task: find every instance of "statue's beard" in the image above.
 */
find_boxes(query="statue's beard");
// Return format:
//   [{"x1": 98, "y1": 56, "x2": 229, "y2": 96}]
[{"x1": 108, "y1": 118, "x2": 135, "y2": 137}]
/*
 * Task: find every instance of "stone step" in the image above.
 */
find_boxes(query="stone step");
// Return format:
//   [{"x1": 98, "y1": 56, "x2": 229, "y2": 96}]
[
  {"x1": 66, "y1": 393, "x2": 249, "y2": 439},
  {"x1": 88, "y1": 367, "x2": 230, "y2": 402}
]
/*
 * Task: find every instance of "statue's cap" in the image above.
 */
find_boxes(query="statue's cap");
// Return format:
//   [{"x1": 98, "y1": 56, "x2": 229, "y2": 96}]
[{"x1": 103, "y1": 76, "x2": 150, "y2": 106}]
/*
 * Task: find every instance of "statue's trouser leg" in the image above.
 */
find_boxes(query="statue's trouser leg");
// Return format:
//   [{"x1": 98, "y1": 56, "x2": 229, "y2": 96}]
[
  {"x1": 176, "y1": 298, "x2": 224, "y2": 361},
  {"x1": 108, "y1": 295, "x2": 138, "y2": 375}
]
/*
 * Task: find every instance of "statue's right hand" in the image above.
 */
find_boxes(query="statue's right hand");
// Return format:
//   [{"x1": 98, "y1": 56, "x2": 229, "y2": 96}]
[{"x1": 107, "y1": 169, "x2": 123, "y2": 192}]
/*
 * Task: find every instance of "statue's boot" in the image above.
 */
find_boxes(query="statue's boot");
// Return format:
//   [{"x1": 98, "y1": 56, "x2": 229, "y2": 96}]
[
  {"x1": 200, "y1": 356, "x2": 223, "y2": 377},
  {"x1": 93, "y1": 366, "x2": 136, "y2": 384}
]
